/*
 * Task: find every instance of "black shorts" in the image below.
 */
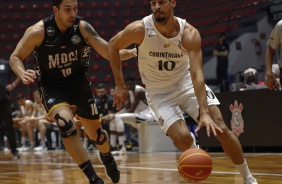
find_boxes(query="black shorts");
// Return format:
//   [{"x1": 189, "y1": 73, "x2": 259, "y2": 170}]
[{"x1": 39, "y1": 84, "x2": 100, "y2": 120}]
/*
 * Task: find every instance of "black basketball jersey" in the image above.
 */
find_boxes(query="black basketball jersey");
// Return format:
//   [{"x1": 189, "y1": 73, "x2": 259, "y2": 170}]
[{"x1": 34, "y1": 15, "x2": 91, "y2": 87}]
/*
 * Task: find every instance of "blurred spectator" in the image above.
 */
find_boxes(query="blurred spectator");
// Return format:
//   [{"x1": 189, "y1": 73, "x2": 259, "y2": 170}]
[
  {"x1": 109, "y1": 88, "x2": 115, "y2": 96},
  {"x1": 95, "y1": 83, "x2": 116, "y2": 132},
  {"x1": 107, "y1": 78, "x2": 154, "y2": 154},
  {"x1": 242, "y1": 68, "x2": 268, "y2": 90},
  {"x1": 24, "y1": 90, "x2": 48, "y2": 151},
  {"x1": 13, "y1": 93, "x2": 34, "y2": 151},
  {"x1": 93, "y1": 83, "x2": 117, "y2": 150},
  {"x1": 0, "y1": 59, "x2": 21, "y2": 159},
  {"x1": 244, "y1": 68, "x2": 258, "y2": 86},
  {"x1": 271, "y1": 64, "x2": 281, "y2": 90},
  {"x1": 213, "y1": 33, "x2": 230, "y2": 92}
]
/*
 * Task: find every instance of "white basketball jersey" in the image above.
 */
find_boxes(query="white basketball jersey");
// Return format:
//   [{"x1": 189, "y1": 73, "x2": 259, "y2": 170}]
[{"x1": 138, "y1": 15, "x2": 191, "y2": 89}]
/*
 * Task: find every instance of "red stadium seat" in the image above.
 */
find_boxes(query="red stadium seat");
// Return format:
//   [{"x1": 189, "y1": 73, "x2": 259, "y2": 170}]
[
  {"x1": 122, "y1": 62, "x2": 130, "y2": 69},
  {"x1": 12, "y1": 34, "x2": 21, "y2": 41},
  {"x1": 89, "y1": 64, "x2": 101, "y2": 71},
  {"x1": 102, "y1": 74, "x2": 113, "y2": 82},
  {"x1": 107, "y1": 20, "x2": 117, "y2": 27},
  {"x1": 127, "y1": 1, "x2": 136, "y2": 7},
  {"x1": 123, "y1": 10, "x2": 132, "y2": 17},
  {"x1": 113, "y1": 2, "x2": 121, "y2": 8},
  {"x1": 89, "y1": 76, "x2": 99, "y2": 83},
  {"x1": 90, "y1": 2, "x2": 99, "y2": 8},
  {"x1": 93, "y1": 21, "x2": 102, "y2": 28},
  {"x1": 109, "y1": 11, "x2": 118, "y2": 17},
  {"x1": 0, "y1": 35, "x2": 8, "y2": 41},
  {"x1": 105, "y1": 63, "x2": 112, "y2": 70},
  {"x1": 99, "y1": 30, "x2": 109, "y2": 38},
  {"x1": 92, "y1": 52, "x2": 103, "y2": 60},
  {"x1": 102, "y1": 2, "x2": 109, "y2": 8}
]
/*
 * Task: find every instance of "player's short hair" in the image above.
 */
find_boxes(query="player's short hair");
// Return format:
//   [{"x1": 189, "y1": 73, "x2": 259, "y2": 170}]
[
  {"x1": 96, "y1": 83, "x2": 105, "y2": 89},
  {"x1": 52, "y1": 0, "x2": 63, "y2": 8},
  {"x1": 33, "y1": 90, "x2": 40, "y2": 95},
  {"x1": 124, "y1": 77, "x2": 136, "y2": 82},
  {"x1": 17, "y1": 93, "x2": 26, "y2": 100}
]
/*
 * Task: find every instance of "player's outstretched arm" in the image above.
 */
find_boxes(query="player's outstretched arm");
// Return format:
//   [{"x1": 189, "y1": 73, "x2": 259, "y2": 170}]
[
  {"x1": 79, "y1": 20, "x2": 136, "y2": 61},
  {"x1": 9, "y1": 21, "x2": 44, "y2": 84},
  {"x1": 108, "y1": 20, "x2": 144, "y2": 110},
  {"x1": 182, "y1": 23, "x2": 222, "y2": 136}
]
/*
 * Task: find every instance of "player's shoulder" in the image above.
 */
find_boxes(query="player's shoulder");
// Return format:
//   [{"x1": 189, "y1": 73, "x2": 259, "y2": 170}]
[
  {"x1": 26, "y1": 20, "x2": 45, "y2": 38},
  {"x1": 181, "y1": 21, "x2": 201, "y2": 49},
  {"x1": 183, "y1": 21, "x2": 198, "y2": 33},
  {"x1": 183, "y1": 21, "x2": 200, "y2": 38},
  {"x1": 275, "y1": 19, "x2": 282, "y2": 28},
  {"x1": 125, "y1": 20, "x2": 145, "y2": 32},
  {"x1": 78, "y1": 19, "x2": 89, "y2": 28}
]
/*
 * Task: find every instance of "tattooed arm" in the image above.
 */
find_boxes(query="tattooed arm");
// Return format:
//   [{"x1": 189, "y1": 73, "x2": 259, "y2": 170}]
[{"x1": 79, "y1": 20, "x2": 136, "y2": 61}]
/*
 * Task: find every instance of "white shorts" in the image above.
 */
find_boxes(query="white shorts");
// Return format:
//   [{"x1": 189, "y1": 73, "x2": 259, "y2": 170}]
[{"x1": 146, "y1": 84, "x2": 220, "y2": 133}]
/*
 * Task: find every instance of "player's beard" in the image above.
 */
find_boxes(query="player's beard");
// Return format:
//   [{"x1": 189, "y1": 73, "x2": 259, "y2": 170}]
[
  {"x1": 155, "y1": 17, "x2": 166, "y2": 22},
  {"x1": 154, "y1": 11, "x2": 166, "y2": 23}
]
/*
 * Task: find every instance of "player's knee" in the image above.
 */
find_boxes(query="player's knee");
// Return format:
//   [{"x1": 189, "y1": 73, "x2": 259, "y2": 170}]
[
  {"x1": 54, "y1": 113, "x2": 77, "y2": 138},
  {"x1": 171, "y1": 132, "x2": 192, "y2": 150},
  {"x1": 215, "y1": 126, "x2": 230, "y2": 141},
  {"x1": 91, "y1": 128, "x2": 108, "y2": 145}
]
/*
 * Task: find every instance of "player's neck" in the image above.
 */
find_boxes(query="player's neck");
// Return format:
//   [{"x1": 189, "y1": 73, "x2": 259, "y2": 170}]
[
  {"x1": 154, "y1": 16, "x2": 179, "y2": 38},
  {"x1": 55, "y1": 17, "x2": 69, "y2": 33}
]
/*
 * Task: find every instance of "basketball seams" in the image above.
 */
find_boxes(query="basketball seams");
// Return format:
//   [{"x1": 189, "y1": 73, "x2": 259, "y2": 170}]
[
  {"x1": 180, "y1": 170, "x2": 210, "y2": 180},
  {"x1": 179, "y1": 165, "x2": 212, "y2": 168},
  {"x1": 179, "y1": 170, "x2": 203, "y2": 183},
  {"x1": 178, "y1": 153, "x2": 211, "y2": 165}
]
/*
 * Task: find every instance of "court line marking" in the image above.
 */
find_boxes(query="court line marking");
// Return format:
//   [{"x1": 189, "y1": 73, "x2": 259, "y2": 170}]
[{"x1": 0, "y1": 161, "x2": 281, "y2": 177}]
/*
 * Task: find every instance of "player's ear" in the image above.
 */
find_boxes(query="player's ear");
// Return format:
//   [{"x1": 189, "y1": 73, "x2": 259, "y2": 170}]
[
  {"x1": 53, "y1": 6, "x2": 58, "y2": 14},
  {"x1": 171, "y1": 0, "x2": 176, "y2": 7}
]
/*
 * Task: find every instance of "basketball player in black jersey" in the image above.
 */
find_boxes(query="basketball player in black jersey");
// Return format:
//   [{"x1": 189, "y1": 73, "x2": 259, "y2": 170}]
[{"x1": 9, "y1": 0, "x2": 136, "y2": 183}]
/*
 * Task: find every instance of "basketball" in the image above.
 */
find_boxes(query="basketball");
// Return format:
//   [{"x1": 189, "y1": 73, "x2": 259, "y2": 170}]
[{"x1": 178, "y1": 148, "x2": 212, "y2": 183}]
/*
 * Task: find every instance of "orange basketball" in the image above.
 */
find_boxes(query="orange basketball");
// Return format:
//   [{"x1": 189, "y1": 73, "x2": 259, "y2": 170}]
[{"x1": 178, "y1": 148, "x2": 212, "y2": 183}]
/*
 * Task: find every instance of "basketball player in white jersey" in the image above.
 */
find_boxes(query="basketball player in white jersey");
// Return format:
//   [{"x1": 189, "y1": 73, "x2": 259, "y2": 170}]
[
  {"x1": 107, "y1": 78, "x2": 155, "y2": 154},
  {"x1": 108, "y1": 1, "x2": 257, "y2": 183}
]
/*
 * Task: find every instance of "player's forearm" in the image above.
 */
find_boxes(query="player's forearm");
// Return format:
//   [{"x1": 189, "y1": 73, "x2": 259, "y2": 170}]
[
  {"x1": 9, "y1": 55, "x2": 26, "y2": 79},
  {"x1": 109, "y1": 48, "x2": 125, "y2": 87},
  {"x1": 112, "y1": 63, "x2": 125, "y2": 87},
  {"x1": 196, "y1": 89, "x2": 209, "y2": 116},
  {"x1": 119, "y1": 48, "x2": 136, "y2": 61},
  {"x1": 192, "y1": 74, "x2": 209, "y2": 115},
  {"x1": 265, "y1": 47, "x2": 275, "y2": 76}
]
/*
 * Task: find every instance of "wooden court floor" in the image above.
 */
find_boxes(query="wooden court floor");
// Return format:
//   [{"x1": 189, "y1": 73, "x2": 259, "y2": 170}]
[{"x1": 0, "y1": 150, "x2": 281, "y2": 184}]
